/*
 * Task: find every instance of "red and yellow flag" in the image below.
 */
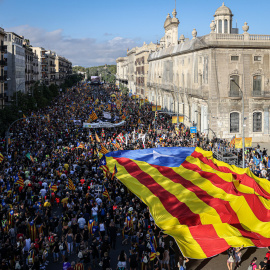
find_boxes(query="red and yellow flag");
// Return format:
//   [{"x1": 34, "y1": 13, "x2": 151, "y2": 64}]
[
  {"x1": 95, "y1": 133, "x2": 101, "y2": 143},
  {"x1": 68, "y1": 178, "x2": 76, "y2": 191},
  {"x1": 100, "y1": 144, "x2": 109, "y2": 155},
  {"x1": 105, "y1": 147, "x2": 270, "y2": 259},
  {"x1": 0, "y1": 153, "x2": 4, "y2": 163}
]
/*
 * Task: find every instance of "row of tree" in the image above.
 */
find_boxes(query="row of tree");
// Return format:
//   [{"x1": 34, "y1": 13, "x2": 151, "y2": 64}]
[
  {"x1": 73, "y1": 65, "x2": 117, "y2": 84},
  {"x1": 0, "y1": 74, "x2": 83, "y2": 137}
]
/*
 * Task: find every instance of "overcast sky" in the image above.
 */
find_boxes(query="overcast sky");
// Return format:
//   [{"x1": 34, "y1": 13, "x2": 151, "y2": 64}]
[{"x1": 0, "y1": 0, "x2": 269, "y2": 67}]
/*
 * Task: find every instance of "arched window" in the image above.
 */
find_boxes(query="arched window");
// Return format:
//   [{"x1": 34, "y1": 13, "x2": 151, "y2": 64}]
[
  {"x1": 230, "y1": 112, "x2": 239, "y2": 133},
  {"x1": 230, "y1": 75, "x2": 240, "y2": 97},
  {"x1": 224, "y1": 20, "x2": 228, "y2": 33},
  {"x1": 218, "y1": 20, "x2": 222, "y2": 33},
  {"x1": 253, "y1": 75, "x2": 262, "y2": 96},
  {"x1": 253, "y1": 112, "x2": 262, "y2": 132}
]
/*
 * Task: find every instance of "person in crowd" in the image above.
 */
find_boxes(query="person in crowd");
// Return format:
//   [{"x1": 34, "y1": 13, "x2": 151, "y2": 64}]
[{"x1": 0, "y1": 82, "x2": 268, "y2": 270}]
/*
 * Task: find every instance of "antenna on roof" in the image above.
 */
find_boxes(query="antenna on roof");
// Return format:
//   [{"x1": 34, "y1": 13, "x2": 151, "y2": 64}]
[{"x1": 175, "y1": 0, "x2": 176, "y2": 10}]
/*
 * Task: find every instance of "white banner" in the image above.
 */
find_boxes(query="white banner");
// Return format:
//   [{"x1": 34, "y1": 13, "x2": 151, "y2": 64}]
[
  {"x1": 103, "y1": 112, "x2": 111, "y2": 119},
  {"x1": 83, "y1": 121, "x2": 126, "y2": 128},
  {"x1": 73, "y1": 120, "x2": 82, "y2": 125}
]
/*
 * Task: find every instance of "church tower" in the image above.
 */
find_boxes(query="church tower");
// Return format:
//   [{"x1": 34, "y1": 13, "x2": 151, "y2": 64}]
[
  {"x1": 164, "y1": 9, "x2": 179, "y2": 48},
  {"x1": 214, "y1": 2, "x2": 233, "y2": 33}
]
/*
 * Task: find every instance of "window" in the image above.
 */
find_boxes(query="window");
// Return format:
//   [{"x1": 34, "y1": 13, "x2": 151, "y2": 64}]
[
  {"x1": 224, "y1": 20, "x2": 228, "y2": 33},
  {"x1": 218, "y1": 20, "x2": 222, "y2": 33},
  {"x1": 230, "y1": 75, "x2": 240, "y2": 97},
  {"x1": 253, "y1": 75, "x2": 262, "y2": 94},
  {"x1": 230, "y1": 112, "x2": 239, "y2": 133},
  {"x1": 254, "y1": 56, "x2": 262, "y2": 61},
  {"x1": 253, "y1": 112, "x2": 262, "y2": 132},
  {"x1": 231, "y1": 56, "x2": 239, "y2": 61}
]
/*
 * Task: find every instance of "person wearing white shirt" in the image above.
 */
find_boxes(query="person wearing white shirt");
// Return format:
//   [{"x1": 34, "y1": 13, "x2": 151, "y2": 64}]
[
  {"x1": 92, "y1": 205, "x2": 98, "y2": 222},
  {"x1": 40, "y1": 188, "x2": 46, "y2": 197},
  {"x1": 78, "y1": 216, "x2": 86, "y2": 230}
]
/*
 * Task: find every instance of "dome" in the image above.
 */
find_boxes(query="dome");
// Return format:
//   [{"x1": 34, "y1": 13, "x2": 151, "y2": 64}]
[
  {"x1": 214, "y1": 2, "x2": 233, "y2": 17},
  {"x1": 164, "y1": 13, "x2": 172, "y2": 28}
]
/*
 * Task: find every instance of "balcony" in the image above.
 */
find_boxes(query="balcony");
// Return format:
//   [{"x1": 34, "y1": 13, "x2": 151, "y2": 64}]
[
  {"x1": 41, "y1": 61, "x2": 48, "y2": 65},
  {"x1": 50, "y1": 63, "x2": 56, "y2": 67},
  {"x1": 252, "y1": 91, "x2": 270, "y2": 98},
  {"x1": 0, "y1": 45, "x2": 7, "y2": 53},
  {"x1": 0, "y1": 59, "x2": 7, "y2": 66}
]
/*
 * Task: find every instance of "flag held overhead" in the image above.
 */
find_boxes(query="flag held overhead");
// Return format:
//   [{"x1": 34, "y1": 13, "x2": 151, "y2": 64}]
[{"x1": 105, "y1": 147, "x2": 270, "y2": 259}]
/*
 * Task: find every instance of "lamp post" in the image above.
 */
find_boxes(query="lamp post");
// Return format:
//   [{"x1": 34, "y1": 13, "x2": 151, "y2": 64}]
[
  {"x1": 154, "y1": 76, "x2": 161, "y2": 130},
  {"x1": 230, "y1": 78, "x2": 245, "y2": 168}
]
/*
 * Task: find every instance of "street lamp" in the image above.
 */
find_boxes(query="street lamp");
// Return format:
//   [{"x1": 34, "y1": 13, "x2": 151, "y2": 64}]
[{"x1": 230, "y1": 78, "x2": 245, "y2": 168}]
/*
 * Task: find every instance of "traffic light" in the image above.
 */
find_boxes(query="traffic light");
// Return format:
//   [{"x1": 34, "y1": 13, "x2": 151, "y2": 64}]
[
  {"x1": 155, "y1": 111, "x2": 158, "y2": 118},
  {"x1": 190, "y1": 133, "x2": 194, "y2": 138}
]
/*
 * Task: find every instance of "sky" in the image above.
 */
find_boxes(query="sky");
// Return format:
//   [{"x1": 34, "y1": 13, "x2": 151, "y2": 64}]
[{"x1": 0, "y1": 0, "x2": 269, "y2": 67}]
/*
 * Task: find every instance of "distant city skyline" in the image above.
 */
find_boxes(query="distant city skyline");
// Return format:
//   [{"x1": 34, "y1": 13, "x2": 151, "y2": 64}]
[{"x1": 1, "y1": 0, "x2": 269, "y2": 67}]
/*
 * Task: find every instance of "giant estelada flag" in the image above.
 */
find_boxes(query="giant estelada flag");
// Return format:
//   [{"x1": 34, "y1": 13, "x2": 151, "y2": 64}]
[{"x1": 105, "y1": 147, "x2": 270, "y2": 259}]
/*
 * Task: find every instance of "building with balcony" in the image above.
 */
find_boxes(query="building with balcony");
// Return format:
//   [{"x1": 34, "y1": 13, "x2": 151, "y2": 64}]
[
  {"x1": 55, "y1": 55, "x2": 72, "y2": 85},
  {"x1": 23, "y1": 39, "x2": 39, "y2": 93},
  {"x1": 116, "y1": 56, "x2": 128, "y2": 89},
  {"x1": 4, "y1": 32, "x2": 25, "y2": 103},
  {"x1": 0, "y1": 27, "x2": 6, "y2": 109},
  {"x1": 117, "y1": 3, "x2": 270, "y2": 142},
  {"x1": 116, "y1": 42, "x2": 157, "y2": 96},
  {"x1": 135, "y1": 42, "x2": 157, "y2": 98},
  {"x1": 47, "y1": 50, "x2": 56, "y2": 85},
  {"x1": 146, "y1": 4, "x2": 270, "y2": 143},
  {"x1": 32, "y1": 47, "x2": 49, "y2": 85}
]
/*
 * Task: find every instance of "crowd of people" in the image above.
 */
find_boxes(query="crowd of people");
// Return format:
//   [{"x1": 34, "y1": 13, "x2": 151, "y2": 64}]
[{"x1": 0, "y1": 82, "x2": 269, "y2": 270}]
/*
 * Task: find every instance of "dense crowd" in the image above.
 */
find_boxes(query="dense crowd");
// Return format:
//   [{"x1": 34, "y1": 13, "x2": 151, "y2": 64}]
[{"x1": 0, "y1": 82, "x2": 269, "y2": 270}]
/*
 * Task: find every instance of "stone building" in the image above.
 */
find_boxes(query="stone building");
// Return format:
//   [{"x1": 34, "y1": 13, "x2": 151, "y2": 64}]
[
  {"x1": 145, "y1": 3, "x2": 270, "y2": 143},
  {"x1": 116, "y1": 42, "x2": 157, "y2": 97},
  {"x1": 0, "y1": 27, "x2": 6, "y2": 109}
]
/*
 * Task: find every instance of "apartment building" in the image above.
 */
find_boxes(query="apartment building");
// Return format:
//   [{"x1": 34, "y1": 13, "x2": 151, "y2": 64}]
[
  {"x1": 135, "y1": 42, "x2": 157, "y2": 98},
  {"x1": 4, "y1": 32, "x2": 25, "y2": 103},
  {"x1": 0, "y1": 27, "x2": 6, "y2": 109},
  {"x1": 23, "y1": 39, "x2": 39, "y2": 93},
  {"x1": 116, "y1": 43, "x2": 157, "y2": 97},
  {"x1": 55, "y1": 55, "x2": 72, "y2": 85},
  {"x1": 32, "y1": 47, "x2": 57, "y2": 86},
  {"x1": 47, "y1": 50, "x2": 56, "y2": 85}
]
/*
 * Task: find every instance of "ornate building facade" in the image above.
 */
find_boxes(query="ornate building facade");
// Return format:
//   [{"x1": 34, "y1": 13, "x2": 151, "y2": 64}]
[{"x1": 118, "y1": 3, "x2": 270, "y2": 142}]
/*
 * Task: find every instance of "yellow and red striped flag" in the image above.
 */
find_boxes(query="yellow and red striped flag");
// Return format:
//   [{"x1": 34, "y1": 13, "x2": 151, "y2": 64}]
[
  {"x1": 88, "y1": 219, "x2": 94, "y2": 234},
  {"x1": 112, "y1": 140, "x2": 120, "y2": 149},
  {"x1": 68, "y1": 178, "x2": 76, "y2": 191},
  {"x1": 100, "y1": 144, "x2": 109, "y2": 155},
  {"x1": 16, "y1": 175, "x2": 24, "y2": 187},
  {"x1": 102, "y1": 186, "x2": 110, "y2": 201},
  {"x1": 77, "y1": 142, "x2": 84, "y2": 149},
  {"x1": 89, "y1": 110, "x2": 98, "y2": 121},
  {"x1": 0, "y1": 153, "x2": 4, "y2": 163},
  {"x1": 105, "y1": 146, "x2": 270, "y2": 259},
  {"x1": 95, "y1": 133, "x2": 101, "y2": 143},
  {"x1": 28, "y1": 221, "x2": 37, "y2": 241},
  {"x1": 50, "y1": 183, "x2": 58, "y2": 192}
]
